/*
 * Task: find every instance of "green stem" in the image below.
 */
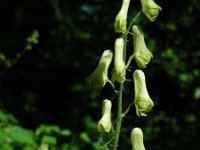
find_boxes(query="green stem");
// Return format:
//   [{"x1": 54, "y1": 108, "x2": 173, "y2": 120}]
[
  {"x1": 108, "y1": 80, "x2": 119, "y2": 94},
  {"x1": 125, "y1": 54, "x2": 134, "y2": 68},
  {"x1": 123, "y1": 11, "x2": 141, "y2": 61},
  {"x1": 122, "y1": 103, "x2": 132, "y2": 117},
  {"x1": 113, "y1": 82, "x2": 124, "y2": 150}
]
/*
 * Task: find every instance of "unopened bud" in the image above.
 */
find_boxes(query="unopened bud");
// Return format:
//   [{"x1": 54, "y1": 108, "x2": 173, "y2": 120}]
[
  {"x1": 133, "y1": 70, "x2": 154, "y2": 117},
  {"x1": 114, "y1": 0, "x2": 130, "y2": 34},
  {"x1": 97, "y1": 99, "x2": 112, "y2": 133},
  {"x1": 111, "y1": 37, "x2": 126, "y2": 83},
  {"x1": 132, "y1": 25, "x2": 153, "y2": 68},
  {"x1": 131, "y1": 127, "x2": 145, "y2": 150},
  {"x1": 87, "y1": 50, "x2": 113, "y2": 90},
  {"x1": 140, "y1": 0, "x2": 162, "y2": 22}
]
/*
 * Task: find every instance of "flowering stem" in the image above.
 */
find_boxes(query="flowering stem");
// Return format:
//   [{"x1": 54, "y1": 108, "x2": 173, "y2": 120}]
[
  {"x1": 113, "y1": 82, "x2": 124, "y2": 150},
  {"x1": 112, "y1": 11, "x2": 141, "y2": 150}
]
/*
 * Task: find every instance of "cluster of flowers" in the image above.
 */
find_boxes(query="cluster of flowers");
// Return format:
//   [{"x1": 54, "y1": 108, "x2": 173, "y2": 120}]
[{"x1": 87, "y1": 0, "x2": 161, "y2": 149}]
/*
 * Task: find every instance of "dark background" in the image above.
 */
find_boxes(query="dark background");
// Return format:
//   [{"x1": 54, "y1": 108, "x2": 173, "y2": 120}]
[{"x1": 0, "y1": 0, "x2": 200, "y2": 149}]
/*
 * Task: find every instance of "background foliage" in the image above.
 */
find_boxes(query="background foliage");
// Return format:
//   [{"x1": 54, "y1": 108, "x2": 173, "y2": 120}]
[{"x1": 0, "y1": 0, "x2": 200, "y2": 149}]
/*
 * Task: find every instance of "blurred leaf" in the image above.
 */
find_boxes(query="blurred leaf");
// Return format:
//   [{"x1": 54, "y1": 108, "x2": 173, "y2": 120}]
[
  {"x1": 38, "y1": 143, "x2": 49, "y2": 150},
  {"x1": 0, "y1": 110, "x2": 9, "y2": 122},
  {"x1": 185, "y1": 114, "x2": 196, "y2": 123},
  {"x1": 194, "y1": 87, "x2": 200, "y2": 100},
  {"x1": 35, "y1": 124, "x2": 60, "y2": 136},
  {"x1": 25, "y1": 30, "x2": 39, "y2": 51},
  {"x1": 92, "y1": 143, "x2": 109, "y2": 150},
  {"x1": 0, "y1": 144, "x2": 13, "y2": 150},
  {"x1": 9, "y1": 126, "x2": 35, "y2": 145},
  {"x1": 60, "y1": 129, "x2": 71, "y2": 137},
  {"x1": 0, "y1": 111, "x2": 17, "y2": 123},
  {"x1": 80, "y1": 132, "x2": 91, "y2": 143},
  {"x1": 41, "y1": 135, "x2": 57, "y2": 145}
]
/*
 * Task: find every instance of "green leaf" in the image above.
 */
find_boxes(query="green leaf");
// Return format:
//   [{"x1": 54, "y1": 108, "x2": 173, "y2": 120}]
[
  {"x1": 80, "y1": 132, "x2": 91, "y2": 143},
  {"x1": 35, "y1": 124, "x2": 60, "y2": 136},
  {"x1": 9, "y1": 126, "x2": 35, "y2": 145},
  {"x1": 60, "y1": 129, "x2": 71, "y2": 137},
  {"x1": 41, "y1": 135, "x2": 57, "y2": 145},
  {"x1": 194, "y1": 87, "x2": 200, "y2": 99},
  {"x1": 0, "y1": 110, "x2": 8, "y2": 122}
]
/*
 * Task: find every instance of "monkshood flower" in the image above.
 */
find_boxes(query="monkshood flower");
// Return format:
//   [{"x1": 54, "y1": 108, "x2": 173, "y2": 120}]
[
  {"x1": 133, "y1": 69, "x2": 154, "y2": 117},
  {"x1": 132, "y1": 25, "x2": 153, "y2": 68},
  {"x1": 97, "y1": 99, "x2": 112, "y2": 133},
  {"x1": 140, "y1": 0, "x2": 162, "y2": 22},
  {"x1": 131, "y1": 127, "x2": 145, "y2": 150},
  {"x1": 114, "y1": 0, "x2": 130, "y2": 34},
  {"x1": 111, "y1": 37, "x2": 126, "y2": 83},
  {"x1": 87, "y1": 50, "x2": 113, "y2": 90}
]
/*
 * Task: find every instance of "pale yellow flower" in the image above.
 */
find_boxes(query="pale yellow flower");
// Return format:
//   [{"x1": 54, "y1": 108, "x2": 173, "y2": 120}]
[
  {"x1": 140, "y1": 0, "x2": 162, "y2": 22},
  {"x1": 131, "y1": 127, "x2": 145, "y2": 150},
  {"x1": 132, "y1": 25, "x2": 153, "y2": 68},
  {"x1": 114, "y1": 0, "x2": 130, "y2": 34},
  {"x1": 133, "y1": 69, "x2": 154, "y2": 117},
  {"x1": 87, "y1": 50, "x2": 113, "y2": 90},
  {"x1": 97, "y1": 99, "x2": 112, "y2": 133},
  {"x1": 111, "y1": 37, "x2": 126, "y2": 83}
]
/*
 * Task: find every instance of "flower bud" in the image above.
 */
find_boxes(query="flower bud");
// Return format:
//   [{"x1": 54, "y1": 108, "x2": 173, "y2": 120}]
[
  {"x1": 133, "y1": 69, "x2": 154, "y2": 117},
  {"x1": 132, "y1": 25, "x2": 153, "y2": 68},
  {"x1": 111, "y1": 37, "x2": 126, "y2": 83},
  {"x1": 97, "y1": 99, "x2": 112, "y2": 133},
  {"x1": 114, "y1": 0, "x2": 130, "y2": 34},
  {"x1": 87, "y1": 50, "x2": 113, "y2": 90},
  {"x1": 131, "y1": 127, "x2": 145, "y2": 150},
  {"x1": 140, "y1": 0, "x2": 162, "y2": 22}
]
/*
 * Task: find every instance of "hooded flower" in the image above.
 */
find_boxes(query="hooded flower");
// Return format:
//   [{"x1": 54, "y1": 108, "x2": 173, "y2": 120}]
[
  {"x1": 132, "y1": 25, "x2": 153, "y2": 68},
  {"x1": 131, "y1": 127, "x2": 145, "y2": 150},
  {"x1": 140, "y1": 0, "x2": 162, "y2": 22},
  {"x1": 97, "y1": 99, "x2": 112, "y2": 133},
  {"x1": 114, "y1": 0, "x2": 130, "y2": 34},
  {"x1": 111, "y1": 37, "x2": 126, "y2": 83},
  {"x1": 87, "y1": 50, "x2": 113, "y2": 90},
  {"x1": 133, "y1": 69, "x2": 154, "y2": 117}
]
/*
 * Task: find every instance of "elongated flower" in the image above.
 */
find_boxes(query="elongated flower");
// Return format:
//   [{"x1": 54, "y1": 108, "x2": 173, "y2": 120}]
[
  {"x1": 87, "y1": 50, "x2": 113, "y2": 90},
  {"x1": 114, "y1": 0, "x2": 130, "y2": 34},
  {"x1": 132, "y1": 25, "x2": 153, "y2": 68},
  {"x1": 97, "y1": 99, "x2": 112, "y2": 133},
  {"x1": 133, "y1": 69, "x2": 154, "y2": 117},
  {"x1": 140, "y1": 0, "x2": 162, "y2": 22},
  {"x1": 131, "y1": 127, "x2": 145, "y2": 150},
  {"x1": 111, "y1": 37, "x2": 126, "y2": 83}
]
